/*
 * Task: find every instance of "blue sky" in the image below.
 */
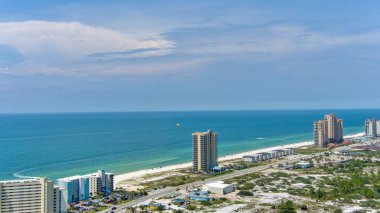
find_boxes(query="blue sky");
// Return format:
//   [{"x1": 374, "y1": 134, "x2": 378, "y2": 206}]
[{"x1": 1, "y1": 0, "x2": 380, "y2": 112}]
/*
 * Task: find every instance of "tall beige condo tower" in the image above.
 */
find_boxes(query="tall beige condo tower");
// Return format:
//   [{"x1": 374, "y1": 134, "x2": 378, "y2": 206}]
[
  {"x1": 313, "y1": 113, "x2": 343, "y2": 147},
  {"x1": 0, "y1": 177, "x2": 61, "y2": 213},
  {"x1": 192, "y1": 130, "x2": 218, "y2": 172}
]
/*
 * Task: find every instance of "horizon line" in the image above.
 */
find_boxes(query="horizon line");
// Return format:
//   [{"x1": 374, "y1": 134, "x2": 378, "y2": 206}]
[{"x1": 1, "y1": 108, "x2": 380, "y2": 115}]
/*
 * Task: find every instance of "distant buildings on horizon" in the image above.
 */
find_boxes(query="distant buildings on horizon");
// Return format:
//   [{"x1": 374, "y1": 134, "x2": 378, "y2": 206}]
[
  {"x1": 192, "y1": 130, "x2": 218, "y2": 173},
  {"x1": 313, "y1": 113, "x2": 344, "y2": 147}
]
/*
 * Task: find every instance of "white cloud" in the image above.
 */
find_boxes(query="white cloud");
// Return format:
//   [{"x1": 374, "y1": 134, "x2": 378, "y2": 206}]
[
  {"x1": 2, "y1": 21, "x2": 380, "y2": 77},
  {"x1": 0, "y1": 20, "x2": 174, "y2": 63}
]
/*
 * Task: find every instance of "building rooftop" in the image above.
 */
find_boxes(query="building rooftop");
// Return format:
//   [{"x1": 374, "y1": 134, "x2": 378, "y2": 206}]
[
  {"x1": 257, "y1": 152, "x2": 270, "y2": 155},
  {"x1": 206, "y1": 181, "x2": 231, "y2": 188},
  {"x1": 57, "y1": 175, "x2": 84, "y2": 182},
  {"x1": 296, "y1": 161, "x2": 311, "y2": 165},
  {"x1": 189, "y1": 190, "x2": 208, "y2": 198},
  {"x1": 0, "y1": 178, "x2": 43, "y2": 184},
  {"x1": 192, "y1": 130, "x2": 216, "y2": 135},
  {"x1": 57, "y1": 171, "x2": 114, "y2": 181}
]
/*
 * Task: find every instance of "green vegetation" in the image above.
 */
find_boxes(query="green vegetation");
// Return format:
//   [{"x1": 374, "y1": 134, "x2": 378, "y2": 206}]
[
  {"x1": 142, "y1": 174, "x2": 204, "y2": 189},
  {"x1": 299, "y1": 204, "x2": 308, "y2": 210},
  {"x1": 141, "y1": 170, "x2": 234, "y2": 190},
  {"x1": 237, "y1": 181, "x2": 255, "y2": 190},
  {"x1": 224, "y1": 172, "x2": 260, "y2": 184},
  {"x1": 360, "y1": 199, "x2": 380, "y2": 209},
  {"x1": 211, "y1": 197, "x2": 228, "y2": 205},
  {"x1": 292, "y1": 176, "x2": 311, "y2": 184},
  {"x1": 295, "y1": 146, "x2": 328, "y2": 155},
  {"x1": 277, "y1": 200, "x2": 297, "y2": 213},
  {"x1": 287, "y1": 159, "x2": 380, "y2": 202},
  {"x1": 186, "y1": 205, "x2": 196, "y2": 211},
  {"x1": 200, "y1": 200, "x2": 211, "y2": 206},
  {"x1": 238, "y1": 190, "x2": 253, "y2": 196}
]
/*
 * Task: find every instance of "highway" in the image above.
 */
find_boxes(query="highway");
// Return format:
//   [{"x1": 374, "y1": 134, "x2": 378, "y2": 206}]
[{"x1": 100, "y1": 155, "x2": 309, "y2": 213}]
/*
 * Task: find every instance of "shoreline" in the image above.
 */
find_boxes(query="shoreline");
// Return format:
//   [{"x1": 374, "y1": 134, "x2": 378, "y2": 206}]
[{"x1": 114, "y1": 132, "x2": 365, "y2": 186}]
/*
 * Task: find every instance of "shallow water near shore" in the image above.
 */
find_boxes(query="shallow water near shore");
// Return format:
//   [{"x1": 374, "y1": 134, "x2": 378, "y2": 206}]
[{"x1": 0, "y1": 109, "x2": 376, "y2": 180}]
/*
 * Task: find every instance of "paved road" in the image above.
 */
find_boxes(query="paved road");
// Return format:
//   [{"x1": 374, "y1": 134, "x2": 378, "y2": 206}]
[{"x1": 100, "y1": 155, "x2": 307, "y2": 213}]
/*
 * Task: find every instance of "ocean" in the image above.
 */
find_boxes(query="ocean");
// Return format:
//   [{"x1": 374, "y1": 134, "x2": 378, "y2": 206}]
[{"x1": 0, "y1": 109, "x2": 377, "y2": 181}]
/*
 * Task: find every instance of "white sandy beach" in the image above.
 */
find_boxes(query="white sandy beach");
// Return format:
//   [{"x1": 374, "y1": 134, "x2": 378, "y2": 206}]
[{"x1": 114, "y1": 132, "x2": 365, "y2": 186}]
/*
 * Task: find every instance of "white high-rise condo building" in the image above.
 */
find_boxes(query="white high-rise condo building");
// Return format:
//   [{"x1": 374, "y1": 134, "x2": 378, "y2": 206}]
[
  {"x1": 0, "y1": 177, "x2": 62, "y2": 213},
  {"x1": 192, "y1": 130, "x2": 218, "y2": 172},
  {"x1": 314, "y1": 113, "x2": 343, "y2": 147},
  {"x1": 58, "y1": 169, "x2": 114, "y2": 208},
  {"x1": 365, "y1": 118, "x2": 380, "y2": 137}
]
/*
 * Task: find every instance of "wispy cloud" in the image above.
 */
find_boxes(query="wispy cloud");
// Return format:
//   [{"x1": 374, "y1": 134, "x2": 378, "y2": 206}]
[
  {"x1": 168, "y1": 24, "x2": 380, "y2": 57},
  {"x1": 86, "y1": 48, "x2": 173, "y2": 60},
  {"x1": 0, "y1": 21, "x2": 174, "y2": 73}
]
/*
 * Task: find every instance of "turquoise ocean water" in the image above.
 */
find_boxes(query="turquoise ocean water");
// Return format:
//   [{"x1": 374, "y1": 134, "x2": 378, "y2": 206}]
[{"x1": 0, "y1": 110, "x2": 377, "y2": 181}]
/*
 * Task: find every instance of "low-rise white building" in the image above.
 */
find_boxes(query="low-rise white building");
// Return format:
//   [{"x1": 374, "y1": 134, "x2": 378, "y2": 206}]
[
  {"x1": 268, "y1": 150, "x2": 278, "y2": 159},
  {"x1": 243, "y1": 155, "x2": 260, "y2": 163},
  {"x1": 259, "y1": 152, "x2": 271, "y2": 160},
  {"x1": 273, "y1": 150, "x2": 284, "y2": 157},
  {"x1": 203, "y1": 181, "x2": 234, "y2": 195},
  {"x1": 243, "y1": 149, "x2": 296, "y2": 163}
]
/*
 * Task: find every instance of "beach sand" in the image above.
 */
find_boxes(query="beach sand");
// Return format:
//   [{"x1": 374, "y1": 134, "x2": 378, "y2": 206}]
[{"x1": 114, "y1": 132, "x2": 365, "y2": 186}]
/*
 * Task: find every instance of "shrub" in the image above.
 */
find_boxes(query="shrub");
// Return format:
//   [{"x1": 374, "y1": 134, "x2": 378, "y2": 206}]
[
  {"x1": 300, "y1": 204, "x2": 308, "y2": 210},
  {"x1": 186, "y1": 205, "x2": 196, "y2": 211},
  {"x1": 277, "y1": 200, "x2": 297, "y2": 213},
  {"x1": 200, "y1": 200, "x2": 211, "y2": 206},
  {"x1": 238, "y1": 190, "x2": 253, "y2": 196}
]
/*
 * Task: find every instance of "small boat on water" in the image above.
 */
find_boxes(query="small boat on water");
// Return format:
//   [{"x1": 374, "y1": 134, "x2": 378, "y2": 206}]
[{"x1": 176, "y1": 123, "x2": 181, "y2": 127}]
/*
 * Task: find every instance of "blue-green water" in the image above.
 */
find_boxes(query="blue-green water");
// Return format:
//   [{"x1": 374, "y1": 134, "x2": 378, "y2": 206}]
[{"x1": 0, "y1": 110, "x2": 377, "y2": 180}]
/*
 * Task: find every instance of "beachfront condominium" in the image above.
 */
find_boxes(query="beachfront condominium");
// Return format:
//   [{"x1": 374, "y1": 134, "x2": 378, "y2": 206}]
[
  {"x1": 365, "y1": 118, "x2": 380, "y2": 137},
  {"x1": 0, "y1": 177, "x2": 62, "y2": 213},
  {"x1": 58, "y1": 175, "x2": 89, "y2": 205},
  {"x1": 58, "y1": 170, "x2": 114, "y2": 207},
  {"x1": 192, "y1": 130, "x2": 218, "y2": 173},
  {"x1": 97, "y1": 169, "x2": 114, "y2": 193},
  {"x1": 314, "y1": 113, "x2": 343, "y2": 147}
]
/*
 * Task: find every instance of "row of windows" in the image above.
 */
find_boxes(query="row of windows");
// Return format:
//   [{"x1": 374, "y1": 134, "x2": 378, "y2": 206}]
[
  {"x1": 1, "y1": 206, "x2": 41, "y2": 211},
  {"x1": 2, "y1": 188, "x2": 41, "y2": 192},
  {"x1": 2, "y1": 190, "x2": 41, "y2": 194},
  {"x1": 1, "y1": 198, "x2": 41, "y2": 203},
  {"x1": 2, "y1": 193, "x2": 42, "y2": 197}
]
